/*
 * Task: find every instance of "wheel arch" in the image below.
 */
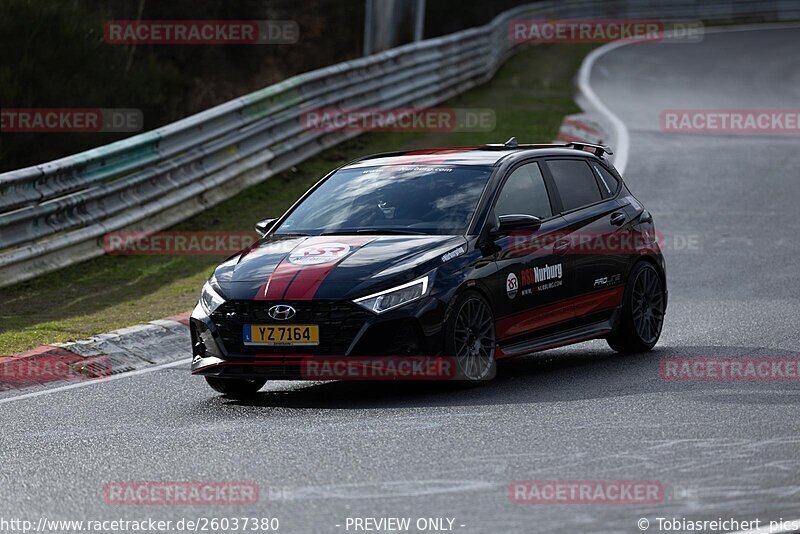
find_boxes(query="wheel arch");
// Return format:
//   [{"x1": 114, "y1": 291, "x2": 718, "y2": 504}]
[
  {"x1": 627, "y1": 254, "x2": 667, "y2": 295},
  {"x1": 444, "y1": 282, "x2": 496, "y2": 323},
  {"x1": 620, "y1": 253, "x2": 668, "y2": 322},
  {"x1": 438, "y1": 281, "x2": 497, "y2": 353}
]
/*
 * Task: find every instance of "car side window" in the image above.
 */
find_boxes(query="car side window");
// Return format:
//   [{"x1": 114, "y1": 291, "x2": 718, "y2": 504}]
[
  {"x1": 546, "y1": 159, "x2": 604, "y2": 212},
  {"x1": 591, "y1": 163, "x2": 620, "y2": 198},
  {"x1": 494, "y1": 162, "x2": 552, "y2": 219}
]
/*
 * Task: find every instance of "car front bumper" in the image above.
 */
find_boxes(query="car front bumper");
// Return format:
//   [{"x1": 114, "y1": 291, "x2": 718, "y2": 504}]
[{"x1": 190, "y1": 295, "x2": 450, "y2": 379}]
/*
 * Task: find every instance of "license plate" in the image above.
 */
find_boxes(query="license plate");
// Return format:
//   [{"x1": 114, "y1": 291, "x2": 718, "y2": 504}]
[{"x1": 243, "y1": 324, "x2": 319, "y2": 346}]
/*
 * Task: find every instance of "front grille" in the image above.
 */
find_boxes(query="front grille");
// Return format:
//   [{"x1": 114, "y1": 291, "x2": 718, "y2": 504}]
[{"x1": 210, "y1": 300, "x2": 371, "y2": 356}]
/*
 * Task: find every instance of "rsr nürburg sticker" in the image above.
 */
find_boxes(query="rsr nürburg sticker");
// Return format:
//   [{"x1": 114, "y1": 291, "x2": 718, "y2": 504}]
[{"x1": 288, "y1": 242, "x2": 352, "y2": 265}]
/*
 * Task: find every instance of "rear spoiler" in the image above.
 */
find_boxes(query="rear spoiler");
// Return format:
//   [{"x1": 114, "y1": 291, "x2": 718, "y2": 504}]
[
  {"x1": 485, "y1": 138, "x2": 614, "y2": 158},
  {"x1": 566, "y1": 142, "x2": 614, "y2": 157}
]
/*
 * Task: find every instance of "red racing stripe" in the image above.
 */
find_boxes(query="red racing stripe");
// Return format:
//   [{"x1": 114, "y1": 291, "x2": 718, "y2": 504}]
[{"x1": 255, "y1": 236, "x2": 374, "y2": 301}]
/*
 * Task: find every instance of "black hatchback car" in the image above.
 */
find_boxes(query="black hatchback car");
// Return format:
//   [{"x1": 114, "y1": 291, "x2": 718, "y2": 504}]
[{"x1": 191, "y1": 139, "x2": 666, "y2": 396}]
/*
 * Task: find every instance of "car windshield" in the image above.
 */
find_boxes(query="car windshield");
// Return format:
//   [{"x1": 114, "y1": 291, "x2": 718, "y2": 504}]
[{"x1": 274, "y1": 164, "x2": 493, "y2": 235}]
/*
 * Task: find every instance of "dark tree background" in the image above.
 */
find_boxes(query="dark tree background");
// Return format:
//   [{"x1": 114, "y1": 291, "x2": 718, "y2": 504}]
[{"x1": 0, "y1": 0, "x2": 533, "y2": 171}]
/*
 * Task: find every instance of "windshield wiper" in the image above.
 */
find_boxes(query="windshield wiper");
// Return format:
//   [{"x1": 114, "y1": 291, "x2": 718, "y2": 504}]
[{"x1": 320, "y1": 228, "x2": 427, "y2": 236}]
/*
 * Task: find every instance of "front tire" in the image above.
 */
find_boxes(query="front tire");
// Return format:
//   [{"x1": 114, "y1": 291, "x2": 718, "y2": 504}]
[
  {"x1": 607, "y1": 261, "x2": 665, "y2": 353},
  {"x1": 445, "y1": 291, "x2": 497, "y2": 382},
  {"x1": 205, "y1": 376, "x2": 266, "y2": 398}
]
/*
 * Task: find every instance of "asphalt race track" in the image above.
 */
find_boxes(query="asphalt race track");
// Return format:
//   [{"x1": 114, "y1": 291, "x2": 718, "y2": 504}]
[{"x1": 2, "y1": 27, "x2": 799, "y2": 534}]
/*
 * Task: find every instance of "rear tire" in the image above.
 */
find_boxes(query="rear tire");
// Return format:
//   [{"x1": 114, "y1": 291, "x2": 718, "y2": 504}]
[
  {"x1": 205, "y1": 377, "x2": 266, "y2": 398},
  {"x1": 445, "y1": 290, "x2": 497, "y2": 382},
  {"x1": 607, "y1": 261, "x2": 665, "y2": 353}
]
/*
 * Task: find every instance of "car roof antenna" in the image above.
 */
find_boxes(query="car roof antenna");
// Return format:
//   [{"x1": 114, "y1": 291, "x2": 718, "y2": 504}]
[{"x1": 504, "y1": 137, "x2": 519, "y2": 148}]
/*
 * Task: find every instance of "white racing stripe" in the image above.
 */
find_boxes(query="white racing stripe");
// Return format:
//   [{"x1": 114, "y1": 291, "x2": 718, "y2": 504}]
[{"x1": 0, "y1": 358, "x2": 190, "y2": 405}]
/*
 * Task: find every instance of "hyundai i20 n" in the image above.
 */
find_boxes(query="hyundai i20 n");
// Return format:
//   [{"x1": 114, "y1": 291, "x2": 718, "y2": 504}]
[{"x1": 191, "y1": 140, "x2": 667, "y2": 396}]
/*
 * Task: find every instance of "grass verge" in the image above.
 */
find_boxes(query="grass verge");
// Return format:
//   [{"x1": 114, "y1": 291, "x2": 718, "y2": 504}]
[{"x1": 0, "y1": 43, "x2": 594, "y2": 356}]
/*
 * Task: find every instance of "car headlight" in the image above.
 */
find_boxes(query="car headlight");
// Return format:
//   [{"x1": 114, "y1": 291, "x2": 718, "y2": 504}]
[
  {"x1": 199, "y1": 278, "x2": 226, "y2": 315},
  {"x1": 354, "y1": 275, "x2": 430, "y2": 314}
]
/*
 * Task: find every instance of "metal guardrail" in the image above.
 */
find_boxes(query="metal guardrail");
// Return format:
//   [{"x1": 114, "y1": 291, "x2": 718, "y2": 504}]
[{"x1": 1, "y1": 0, "x2": 797, "y2": 287}]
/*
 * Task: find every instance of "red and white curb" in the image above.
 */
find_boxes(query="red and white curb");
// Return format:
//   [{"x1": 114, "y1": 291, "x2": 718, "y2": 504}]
[
  {"x1": 0, "y1": 312, "x2": 190, "y2": 397},
  {"x1": 554, "y1": 114, "x2": 611, "y2": 146}
]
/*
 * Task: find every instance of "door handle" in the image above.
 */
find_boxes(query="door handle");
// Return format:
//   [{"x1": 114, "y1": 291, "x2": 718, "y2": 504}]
[
  {"x1": 553, "y1": 239, "x2": 570, "y2": 255},
  {"x1": 610, "y1": 212, "x2": 626, "y2": 226}
]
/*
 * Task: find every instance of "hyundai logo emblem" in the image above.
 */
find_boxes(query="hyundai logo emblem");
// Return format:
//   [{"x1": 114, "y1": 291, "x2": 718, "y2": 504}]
[{"x1": 267, "y1": 304, "x2": 296, "y2": 321}]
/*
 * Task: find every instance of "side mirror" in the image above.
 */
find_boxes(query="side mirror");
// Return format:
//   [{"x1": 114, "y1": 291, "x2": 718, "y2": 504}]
[
  {"x1": 254, "y1": 218, "x2": 277, "y2": 237},
  {"x1": 494, "y1": 214, "x2": 542, "y2": 235}
]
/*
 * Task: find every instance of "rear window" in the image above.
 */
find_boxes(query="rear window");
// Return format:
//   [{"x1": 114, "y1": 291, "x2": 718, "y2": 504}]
[
  {"x1": 546, "y1": 159, "x2": 604, "y2": 212},
  {"x1": 591, "y1": 163, "x2": 620, "y2": 198}
]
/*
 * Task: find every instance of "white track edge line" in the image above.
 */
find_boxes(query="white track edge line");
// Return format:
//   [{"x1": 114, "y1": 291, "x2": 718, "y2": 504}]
[
  {"x1": 576, "y1": 22, "x2": 800, "y2": 177},
  {"x1": 0, "y1": 358, "x2": 190, "y2": 405}
]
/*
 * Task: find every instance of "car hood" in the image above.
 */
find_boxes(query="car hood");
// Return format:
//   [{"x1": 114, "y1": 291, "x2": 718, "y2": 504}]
[{"x1": 213, "y1": 234, "x2": 467, "y2": 300}]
